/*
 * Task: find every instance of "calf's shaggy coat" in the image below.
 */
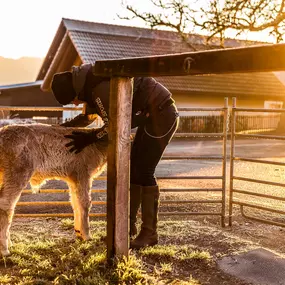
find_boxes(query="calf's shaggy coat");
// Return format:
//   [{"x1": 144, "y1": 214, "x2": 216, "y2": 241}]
[{"x1": 0, "y1": 124, "x2": 108, "y2": 256}]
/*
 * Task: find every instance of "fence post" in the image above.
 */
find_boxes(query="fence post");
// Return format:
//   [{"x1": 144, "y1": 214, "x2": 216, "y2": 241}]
[
  {"x1": 229, "y1": 97, "x2": 237, "y2": 226},
  {"x1": 107, "y1": 77, "x2": 133, "y2": 261},
  {"x1": 221, "y1": 97, "x2": 228, "y2": 227}
]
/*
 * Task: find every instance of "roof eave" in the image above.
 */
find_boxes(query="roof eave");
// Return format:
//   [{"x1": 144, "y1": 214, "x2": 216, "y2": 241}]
[
  {"x1": 40, "y1": 32, "x2": 79, "y2": 91},
  {"x1": 167, "y1": 88, "x2": 285, "y2": 99},
  {"x1": 0, "y1": 80, "x2": 44, "y2": 91},
  {"x1": 36, "y1": 20, "x2": 67, "y2": 81}
]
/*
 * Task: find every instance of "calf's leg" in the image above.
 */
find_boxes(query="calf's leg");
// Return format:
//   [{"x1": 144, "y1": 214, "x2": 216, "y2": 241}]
[
  {"x1": 68, "y1": 182, "x2": 81, "y2": 238},
  {"x1": 0, "y1": 208, "x2": 10, "y2": 256},
  {"x1": 69, "y1": 178, "x2": 92, "y2": 240},
  {"x1": 0, "y1": 165, "x2": 32, "y2": 256}
]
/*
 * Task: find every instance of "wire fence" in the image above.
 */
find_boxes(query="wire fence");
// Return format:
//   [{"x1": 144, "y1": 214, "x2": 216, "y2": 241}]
[{"x1": 177, "y1": 113, "x2": 281, "y2": 134}]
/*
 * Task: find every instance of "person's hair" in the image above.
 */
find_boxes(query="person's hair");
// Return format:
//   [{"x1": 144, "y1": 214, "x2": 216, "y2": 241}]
[{"x1": 51, "y1": 71, "x2": 77, "y2": 105}]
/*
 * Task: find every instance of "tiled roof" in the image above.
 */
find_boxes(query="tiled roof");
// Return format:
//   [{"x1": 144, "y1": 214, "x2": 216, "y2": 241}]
[
  {"x1": 39, "y1": 18, "x2": 285, "y2": 98},
  {"x1": 62, "y1": 18, "x2": 261, "y2": 47},
  {"x1": 69, "y1": 31, "x2": 194, "y2": 63},
  {"x1": 156, "y1": 72, "x2": 285, "y2": 97}
]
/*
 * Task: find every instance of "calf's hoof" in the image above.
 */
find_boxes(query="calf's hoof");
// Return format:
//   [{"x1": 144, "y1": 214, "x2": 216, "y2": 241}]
[
  {"x1": 75, "y1": 229, "x2": 91, "y2": 241},
  {"x1": 75, "y1": 229, "x2": 83, "y2": 239},
  {"x1": 81, "y1": 232, "x2": 91, "y2": 241}
]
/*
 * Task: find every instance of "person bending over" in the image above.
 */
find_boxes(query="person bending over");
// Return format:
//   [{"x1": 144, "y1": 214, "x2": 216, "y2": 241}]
[{"x1": 51, "y1": 63, "x2": 179, "y2": 249}]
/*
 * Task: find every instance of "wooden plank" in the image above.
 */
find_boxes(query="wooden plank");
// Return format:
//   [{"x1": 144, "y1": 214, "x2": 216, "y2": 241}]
[
  {"x1": 107, "y1": 77, "x2": 133, "y2": 260},
  {"x1": 92, "y1": 43, "x2": 285, "y2": 77}
]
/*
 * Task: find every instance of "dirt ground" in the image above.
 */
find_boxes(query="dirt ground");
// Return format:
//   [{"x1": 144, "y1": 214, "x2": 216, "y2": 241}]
[
  {"x1": 6, "y1": 138, "x2": 285, "y2": 284},
  {"x1": 7, "y1": 208, "x2": 285, "y2": 284}
]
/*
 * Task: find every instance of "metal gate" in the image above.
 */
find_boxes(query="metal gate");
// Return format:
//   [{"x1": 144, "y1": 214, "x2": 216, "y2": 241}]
[
  {"x1": 229, "y1": 98, "x2": 285, "y2": 227},
  {"x1": 1, "y1": 102, "x2": 229, "y2": 227},
  {"x1": 159, "y1": 98, "x2": 229, "y2": 227}
]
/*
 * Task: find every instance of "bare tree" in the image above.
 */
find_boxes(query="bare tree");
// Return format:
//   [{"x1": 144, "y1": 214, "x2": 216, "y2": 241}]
[
  {"x1": 119, "y1": 0, "x2": 197, "y2": 48},
  {"x1": 119, "y1": 0, "x2": 285, "y2": 45}
]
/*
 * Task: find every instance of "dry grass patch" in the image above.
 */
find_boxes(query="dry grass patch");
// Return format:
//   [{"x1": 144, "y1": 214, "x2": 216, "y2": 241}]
[{"x1": 0, "y1": 217, "x2": 275, "y2": 284}]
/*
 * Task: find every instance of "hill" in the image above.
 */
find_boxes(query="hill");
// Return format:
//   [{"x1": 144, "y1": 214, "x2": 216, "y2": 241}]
[{"x1": 0, "y1": 56, "x2": 43, "y2": 85}]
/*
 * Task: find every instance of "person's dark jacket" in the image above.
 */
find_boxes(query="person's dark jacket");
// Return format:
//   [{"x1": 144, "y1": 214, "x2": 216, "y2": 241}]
[{"x1": 62, "y1": 65, "x2": 174, "y2": 140}]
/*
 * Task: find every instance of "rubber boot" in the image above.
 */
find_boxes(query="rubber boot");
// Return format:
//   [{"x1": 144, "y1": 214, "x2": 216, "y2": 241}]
[
  {"x1": 130, "y1": 184, "x2": 142, "y2": 237},
  {"x1": 130, "y1": 185, "x2": 159, "y2": 249}
]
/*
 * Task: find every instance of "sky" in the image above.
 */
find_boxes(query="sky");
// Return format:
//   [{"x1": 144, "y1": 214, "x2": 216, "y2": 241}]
[
  {"x1": 0, "y1": 0, "x2": 148, "y2": 59},
  {"x1": 0, "y1": 0, "x2": 275, "y2": 60}
]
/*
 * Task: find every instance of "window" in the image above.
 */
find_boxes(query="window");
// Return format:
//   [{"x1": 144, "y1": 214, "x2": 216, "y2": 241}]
[{"x1": 264, "y1": 101, "x2": 283, "y2": 109}]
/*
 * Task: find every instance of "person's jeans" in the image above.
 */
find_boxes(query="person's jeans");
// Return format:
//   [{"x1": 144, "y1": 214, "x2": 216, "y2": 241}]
[{"x1": 130, "y1": 103, "x2": 179, "y2": 186}]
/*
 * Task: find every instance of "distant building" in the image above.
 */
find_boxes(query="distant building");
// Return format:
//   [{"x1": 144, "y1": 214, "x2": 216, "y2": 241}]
[
  {"x1": 0, "y1": 81, "x2": 62, "y2": 123},
  {"x1": 33, "y1": 18, "x2": 285, "y2": 132},
  {"x1": 37, "y1": 18, "x2": 285, "y2": 112}
]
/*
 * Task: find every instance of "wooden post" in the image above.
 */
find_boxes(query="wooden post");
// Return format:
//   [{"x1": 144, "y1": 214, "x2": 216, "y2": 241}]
[{"x1": 107, "y1": 77, "x2": 133, "y2": 260}]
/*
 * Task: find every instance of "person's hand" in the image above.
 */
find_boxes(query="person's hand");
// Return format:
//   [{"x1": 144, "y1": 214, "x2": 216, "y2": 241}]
[{"x1": 64, "y1": 131, "x2": 97, "y2": 154}]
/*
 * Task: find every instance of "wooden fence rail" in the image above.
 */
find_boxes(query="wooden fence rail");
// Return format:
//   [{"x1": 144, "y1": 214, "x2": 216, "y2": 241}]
[
  {"x1": 90, "y1": 42, "x2": 285, "y2": 260},
  {"x1": 92, "y1": 43, "x2": 285, "y2": 77}
]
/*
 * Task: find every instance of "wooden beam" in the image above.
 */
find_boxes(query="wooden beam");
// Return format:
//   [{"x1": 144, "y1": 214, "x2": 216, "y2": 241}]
[
  {"x1": 92, "y1": 43, "x2": 285, "y2": 77},
  {"x1": 107, "y1": 77, "x2": 133, "y2": 260}
]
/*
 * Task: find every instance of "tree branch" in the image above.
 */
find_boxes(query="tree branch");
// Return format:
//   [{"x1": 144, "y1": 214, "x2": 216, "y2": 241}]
[{"x1": 119, "y1": 0, "x2": 285, "y2": 46}]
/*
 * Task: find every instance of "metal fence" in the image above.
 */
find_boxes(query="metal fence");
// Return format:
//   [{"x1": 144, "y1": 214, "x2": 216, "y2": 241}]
[
  {"x1": 0, "y1": 105, "x2": 281, "y2": 134},
  {"x1": 158, "y1": 99, "x2": 229, "y2": 227},
  {"x1": 3, "y1": 101, "x2": 285, "y2": 228},
  {"x1": 177, "y1": 112, "x2": 281, "y2": 134},
  {"x1": 229, "y1": 97, "x2": 285, "y2": 227},
  {"x1": 0, "y1": 102, "x2": 229, "y2": 226}
]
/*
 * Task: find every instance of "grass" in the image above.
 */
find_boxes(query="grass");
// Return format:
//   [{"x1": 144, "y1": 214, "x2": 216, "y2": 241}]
[
  {"x1": 0, "y1": 274, "x2": 12, "y2": 284},
  {"x1": 0, "y1": 217, "x2": 265, "y2": 284},
  {"x1": 159, "y1": 262, "x2": 173, "y2": 273},
  {"x1": 1, "y1": 219, "x2": 146, "y2": 284}
]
